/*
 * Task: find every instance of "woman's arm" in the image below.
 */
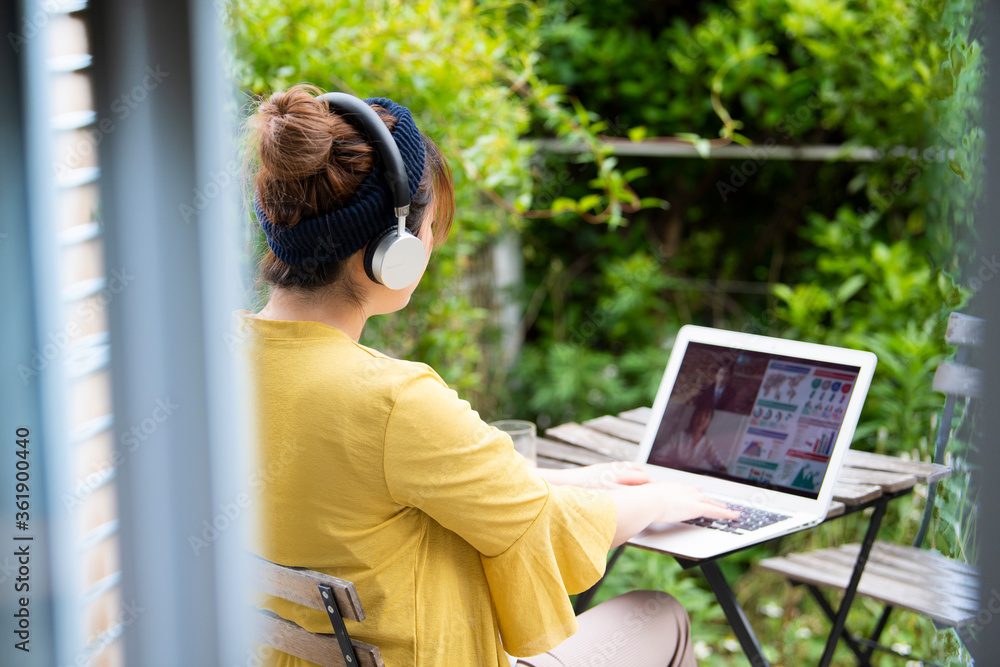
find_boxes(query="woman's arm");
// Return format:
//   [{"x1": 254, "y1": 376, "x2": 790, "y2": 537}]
[
  {"x1": 535, "y1": 462, "x2": 739, "y2": 548},
  {"x1": 535, "y1": 461, "x2": 651, "y2": 489}
]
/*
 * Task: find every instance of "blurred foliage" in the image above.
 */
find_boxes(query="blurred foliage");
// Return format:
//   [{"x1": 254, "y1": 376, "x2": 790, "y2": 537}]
[
  {"x1": 224, "y1": 0, "x2": 983, "y2": 663},
  {"x1": 511, "y1": 0, "x2": 982, "y2": 664}
]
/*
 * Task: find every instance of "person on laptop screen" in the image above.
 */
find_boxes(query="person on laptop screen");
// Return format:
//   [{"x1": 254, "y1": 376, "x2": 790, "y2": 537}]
[
  {"x1": 691, "y1": 360, "x2": 740, "y2": 413},
  {"x1": 650, "y1": 404, "x2": 726, "y2": 472}
]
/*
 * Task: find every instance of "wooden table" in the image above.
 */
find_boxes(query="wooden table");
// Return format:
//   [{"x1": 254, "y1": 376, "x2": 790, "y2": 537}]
[{"x1": 539, "y1": 407, "x2": 951, "y2": 666}]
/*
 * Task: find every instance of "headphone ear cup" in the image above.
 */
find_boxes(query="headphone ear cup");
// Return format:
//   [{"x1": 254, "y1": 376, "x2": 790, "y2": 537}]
[
  {"x1": 364, "y1": 228, "x2": 427, "y2": 290},
  {"x1": 363, "y1": 227, "x2": 395, "y2": 284}
]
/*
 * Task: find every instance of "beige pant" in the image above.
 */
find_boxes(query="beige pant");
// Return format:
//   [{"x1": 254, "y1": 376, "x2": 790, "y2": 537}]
[{"x1": 515, "y1": 590, "x2": 697, "y2": 667}]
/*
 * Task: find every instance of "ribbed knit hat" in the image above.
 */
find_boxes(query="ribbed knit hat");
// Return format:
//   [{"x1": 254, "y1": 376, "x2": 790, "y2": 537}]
[{"x1": 254, "y1": 97, "x2": 426, "y2": 266}]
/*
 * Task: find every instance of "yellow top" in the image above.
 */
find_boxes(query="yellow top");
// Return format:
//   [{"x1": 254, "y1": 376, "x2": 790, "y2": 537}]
[{"x1": 236, "y1": 312, "x2": 617, "y2": 666}]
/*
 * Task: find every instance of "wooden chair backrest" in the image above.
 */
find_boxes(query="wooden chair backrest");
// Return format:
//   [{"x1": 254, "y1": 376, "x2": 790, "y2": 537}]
[
  {"x1": 248, "y1": 553, "x2": 385, "y2": 667},
  {"x1": 912, "y1": 312, "x2": 984, "y2": 548},
  {"x1": 932, "y1": 312, "x2": 984, "y2": 398}
]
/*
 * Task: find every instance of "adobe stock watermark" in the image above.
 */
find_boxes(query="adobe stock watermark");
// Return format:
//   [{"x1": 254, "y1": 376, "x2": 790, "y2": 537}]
[
  {"x1": 853, "y1": 146, "x2": 951, "y2": 228},
  {"x1": 566, "y1": 256, "x2": 662, "y2": 348},
  {"x1": 178, "y1": 158, "x2": 241, "y2": 224},
  {"x1": 967, "y1": 254, "x2": 998, "y2": 294},
  {"x1": 56, "y1": 66, "x2": 170, "y2": 180},
  {"x1": 61, "y1": 397, "x2": 180, "y2": 511},
  {"x1": 0, "y1": 554, "x2": 15, "y2": 586},
  {"x1": 235, "y1": 643, "x2": 276, "y2": 667},
  {"x1": 964, "y1": 587, "x2": 998, "y2": 637},
  {"x1": 672, "y1": 9, "x2": 737, "y2": 62},
  {"x1": 59, "y1": 599, "x2": 144, "y2": 667},
  {"x1": 16, "y1": 266, "x2": 135, "y2": 385},
  {"x1": 716, "y1": 90, "x2": 823, "y2": 202},
  {"x1": 6, "y1": 0, "x2": 61, "y2": 53},
  {"x1": 188, "y1": 443, "x2": 304, "y2": 557}
]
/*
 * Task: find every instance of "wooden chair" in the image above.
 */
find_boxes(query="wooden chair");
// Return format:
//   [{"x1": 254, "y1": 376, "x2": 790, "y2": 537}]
[
  {"x1": 759, "y1": 312, "x2": 983, "y2": 664},
  {"x1": 248, "y1": 553, "x2": 385, "y2": 667}
]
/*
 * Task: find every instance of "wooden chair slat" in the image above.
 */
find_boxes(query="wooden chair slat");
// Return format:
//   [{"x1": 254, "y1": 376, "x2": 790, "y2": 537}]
[
  {"x1": 616, "y1": 407, "x2": 652, "y2": 424},
  {"x1": 835, "y1": 466, "x2": 917, "y2": 492},
  {"x1": 814, "y1": 547, "x2": 979, "y2": 598},
  {"x1": 758, "y1": 555, "x2": 974, "y2": 628},
  {"x1": 248, "y1": 553, "x2": 365, "y2": 622},
  {"x1": 581, "y1": 415, "x2": 648, "y2": 444},
  {"x1": 832, "y1": 482, "x2": 882, "y2": 505},
  {"x1": 932, "y1": 362, "x2": 982, "y2": 399},
  {"x1": 255, "y1": 610, "x2": 384, "y2": 667},
  {"x1": 945, "y1": 312, "x2": 985, "y2": 348},
  {"x1": 841, "y1": 449, "x2": 951, "y2": 483},
  {"x1": 537, "y1": 437, "x2": 617, "y2": 466},
  {"x1": 860, "y1": 541, "x2": 979, "y2": 577},
  {"x1": 784, "y1": 549, "x2": 979, "y2": 611},
  {"x1": 544, "y1": 423, "x2": 639, "y2": 462}
]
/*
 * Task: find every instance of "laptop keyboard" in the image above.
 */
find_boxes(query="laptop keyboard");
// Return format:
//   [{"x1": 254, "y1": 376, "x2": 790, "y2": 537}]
[{"x1": 682, "y1": 503, "x2": 790, "y2": 534}]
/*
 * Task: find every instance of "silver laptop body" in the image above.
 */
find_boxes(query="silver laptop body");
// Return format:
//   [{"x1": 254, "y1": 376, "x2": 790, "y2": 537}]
[{"x1": 631, "y1": 325, "x2": 877, "y2": 560}]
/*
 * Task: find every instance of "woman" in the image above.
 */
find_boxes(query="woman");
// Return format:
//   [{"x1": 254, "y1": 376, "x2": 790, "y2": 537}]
[{"x1": 237, "y1": 84, "x2": 735, "y2": 666}]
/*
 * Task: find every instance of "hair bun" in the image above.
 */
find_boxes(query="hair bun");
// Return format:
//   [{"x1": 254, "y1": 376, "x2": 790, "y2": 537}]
[{"x1": 256, "y1": 86, "x2": 335, "y2": 181}]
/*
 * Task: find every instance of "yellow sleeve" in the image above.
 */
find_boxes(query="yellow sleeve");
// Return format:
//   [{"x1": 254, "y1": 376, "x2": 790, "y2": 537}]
[{"x1": 382, "y1": 368, "x2": 617, "y2": 657}]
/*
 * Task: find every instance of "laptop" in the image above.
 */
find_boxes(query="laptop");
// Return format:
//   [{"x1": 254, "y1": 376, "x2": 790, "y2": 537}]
[{"x1": 630, "y1": 325, "x2": 877, "y2": 560}]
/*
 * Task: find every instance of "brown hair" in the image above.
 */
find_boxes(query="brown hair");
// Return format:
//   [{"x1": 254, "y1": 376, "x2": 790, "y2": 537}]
[{"x1": 250, "y1": 84, "x2": 454, "y2": 295}]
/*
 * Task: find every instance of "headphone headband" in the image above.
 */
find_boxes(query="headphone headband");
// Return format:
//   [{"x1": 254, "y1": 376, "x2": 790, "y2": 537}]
[{"x1": 317, "y1": 92, "x2": 411, "y2": 219}]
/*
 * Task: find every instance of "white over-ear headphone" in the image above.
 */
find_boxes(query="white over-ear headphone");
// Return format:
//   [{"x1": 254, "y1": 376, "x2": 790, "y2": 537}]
[{"x1": 318, "y1": 92, "x2": 427, "y2": 290}]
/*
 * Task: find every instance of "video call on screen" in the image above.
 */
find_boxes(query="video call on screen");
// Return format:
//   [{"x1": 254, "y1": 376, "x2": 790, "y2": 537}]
[{"x1": 647, "y1": 342, "x2": 861, "y2": 499}]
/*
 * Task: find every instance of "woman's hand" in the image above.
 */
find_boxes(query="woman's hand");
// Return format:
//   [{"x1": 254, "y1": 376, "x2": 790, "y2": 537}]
[
  {"x1": 537, "y1": 462, "x2": 652, "y2": 490},
  {"x1": 605, "y1": 482, "x2": 739, "y2": 548},
  {"x1": 645, "y1": 482, "x2": 736, "y2": 525}
]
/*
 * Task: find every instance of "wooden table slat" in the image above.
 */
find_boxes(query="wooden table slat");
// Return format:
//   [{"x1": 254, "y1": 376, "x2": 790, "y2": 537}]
[
  {"x1": 825, "y1": 500, "x2": 846, "y2": 519},
  {"x1": 835, "y1": 466, "x2": 917, "y2": 492},
  {"x1": 581, "y1": 415, "x2": 647, "y2": 444},
  {"x1": 842, "y1": 449, "x2": 951, "y2": 483},
  {"x1": 832, "y1": 482, "x2": 883, "y2": 505},
  {"x1": 617, "y1": 407, "x2": 652, "y2": 424},
  {"x1": 535, "y1": 456, "x2": 574, "y2": 469},
  {"x1": 543, "y1": 423, "x2": 639, "y2": 462},
  {"x1": 536, "y1": 436, "x2": 617, "y2": 466}
]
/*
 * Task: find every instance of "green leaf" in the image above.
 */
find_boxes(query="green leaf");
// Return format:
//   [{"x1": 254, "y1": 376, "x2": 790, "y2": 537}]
[
  {"x1": 551, "y1": 197, "x2": 578, "y2": 214},
  {"x1": 948, "y1": 158, "x2": 966, "y2": 180},
  {"x1": 577, "y1": 194, "x2": 602, "y2": 212},
  {"x1": 627, "y1": 126, "x2": 647, "y2": 142},
  {"x1": 639, "y1": 197, "x2": 668, "y2": 209},
  {"x1": 835, "y1": 274, "x2": 867, "y2": 303}
]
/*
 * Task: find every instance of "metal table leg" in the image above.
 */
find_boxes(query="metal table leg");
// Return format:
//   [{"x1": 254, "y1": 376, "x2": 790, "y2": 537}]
[
  {"x1": 698, "y1": 560, "x2": 770, "y2": 667},
  {"x1": 818, "y1": 497, "x2": 888, "y2": 667}
]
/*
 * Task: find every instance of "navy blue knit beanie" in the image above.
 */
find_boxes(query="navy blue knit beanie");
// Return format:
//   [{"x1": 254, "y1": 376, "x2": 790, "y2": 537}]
[{"x1": 254, "y1": 97, "x2": 426, "y2": 266}]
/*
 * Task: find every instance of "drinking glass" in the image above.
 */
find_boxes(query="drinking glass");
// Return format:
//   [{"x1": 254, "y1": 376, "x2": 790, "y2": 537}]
[{"x1": 490, "y1": 419, "x2": 537, "y2": 467}]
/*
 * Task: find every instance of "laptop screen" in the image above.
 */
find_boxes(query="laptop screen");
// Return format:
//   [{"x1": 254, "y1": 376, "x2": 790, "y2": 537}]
[{"x1": 646, "y1": 342, "x2": 862, "y2": 499}]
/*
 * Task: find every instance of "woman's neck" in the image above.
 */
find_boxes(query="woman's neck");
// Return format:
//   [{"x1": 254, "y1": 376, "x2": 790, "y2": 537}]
[{"x1": 254, "y1": 287, "x2": 368, "y2": 342}]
